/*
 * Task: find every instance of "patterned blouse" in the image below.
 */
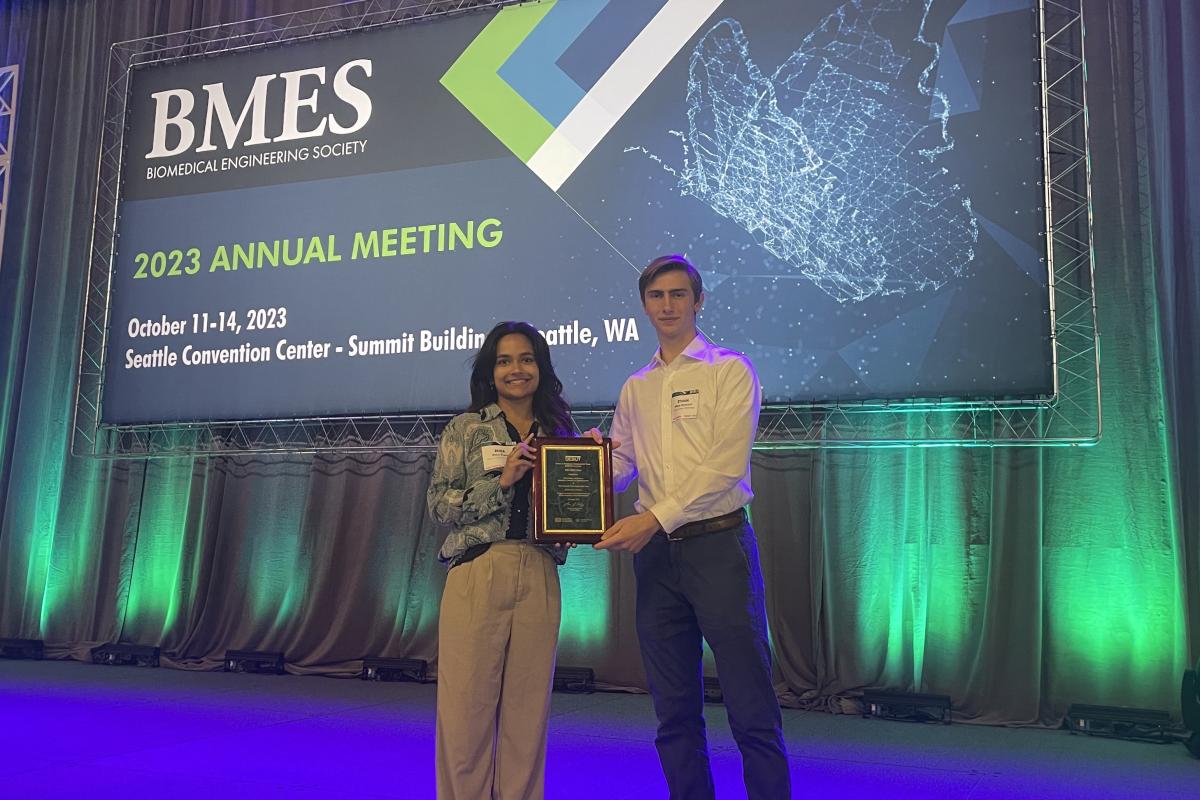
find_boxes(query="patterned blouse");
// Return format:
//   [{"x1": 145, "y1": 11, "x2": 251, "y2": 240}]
[{"x1": 427, "y1": 403, "x2": 569, "y2": 566}]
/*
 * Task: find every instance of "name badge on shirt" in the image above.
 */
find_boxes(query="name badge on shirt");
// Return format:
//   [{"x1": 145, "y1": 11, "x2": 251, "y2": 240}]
[
  {"x1": 481, "y1": 444, "x2": 514, "y2": 472},
  {"x1": 671, "y1": 389, "x2": 700, "y2": 421}
]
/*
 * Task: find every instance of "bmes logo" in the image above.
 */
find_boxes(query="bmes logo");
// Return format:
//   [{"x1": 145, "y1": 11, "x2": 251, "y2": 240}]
[{"x1": 145, "y1": 58, "x2": 373, "y2": 159}]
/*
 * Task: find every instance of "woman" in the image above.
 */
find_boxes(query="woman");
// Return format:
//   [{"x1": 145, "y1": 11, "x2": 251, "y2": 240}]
[{"x1": 427, "y1": 321, "x2": 574, "y2": 800}]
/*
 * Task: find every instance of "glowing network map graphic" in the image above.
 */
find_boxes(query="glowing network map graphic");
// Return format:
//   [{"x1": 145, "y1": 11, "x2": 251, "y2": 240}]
[{"x1": 660, "y1": 0, "x2": 979, "y2": 304}]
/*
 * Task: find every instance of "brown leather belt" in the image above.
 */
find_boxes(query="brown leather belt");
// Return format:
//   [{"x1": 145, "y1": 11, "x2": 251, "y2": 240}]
[{"x1": 664, "y1": 508, "x2": 747, "y2": 542}]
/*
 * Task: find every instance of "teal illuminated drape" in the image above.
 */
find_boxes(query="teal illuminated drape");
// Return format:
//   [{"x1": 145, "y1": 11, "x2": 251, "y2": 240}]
[{"x1": 0, "y1": 0, "x2": 1194, "y2": 725}]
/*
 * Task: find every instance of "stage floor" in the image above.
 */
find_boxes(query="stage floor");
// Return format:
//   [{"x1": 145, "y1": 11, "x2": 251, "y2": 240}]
[{"x1": 0, "y1": 659, "x2": 1193, "y2": 798}]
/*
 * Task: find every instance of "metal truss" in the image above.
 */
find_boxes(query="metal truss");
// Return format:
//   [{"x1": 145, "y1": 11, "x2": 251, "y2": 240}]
[
  {"x1": 110, "y1": 0, "x2": 516, "y2": 69},
  {"x1": 0, "y1": 65, "x2": 16, "y2": 275},
  {"x1": 73, "y1": 0, "x2": 1099, "y2": 458},
  {"x1": 91, "y1": 408, "x2": 618, "y2": 457}
]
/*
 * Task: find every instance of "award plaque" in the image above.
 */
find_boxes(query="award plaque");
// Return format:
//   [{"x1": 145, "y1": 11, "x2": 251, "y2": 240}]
[{"x1": 532, "y1": 436, "x2": 614, "y2": 545}]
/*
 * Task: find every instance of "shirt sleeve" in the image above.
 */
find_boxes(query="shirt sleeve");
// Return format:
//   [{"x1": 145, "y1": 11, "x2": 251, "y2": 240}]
[
  {"x1": 609, "y1": 381, "x2": 639, "y2": 494},
  {"x1": 648, "y1": 356, "x2": 761, "y2": 533},
  {"x1": 427, "y1": 418, "x2": 514, "y2": 527}
]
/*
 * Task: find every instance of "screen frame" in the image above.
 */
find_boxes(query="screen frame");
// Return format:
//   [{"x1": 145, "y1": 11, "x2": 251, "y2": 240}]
[{"x1": 72, "y1": 0, "x2": 1099, "y2": 457}]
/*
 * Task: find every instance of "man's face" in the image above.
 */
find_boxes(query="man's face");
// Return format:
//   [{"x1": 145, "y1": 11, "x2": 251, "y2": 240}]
[{"x1": 642, "y1": 270, "x2": 702, "y2": 340}]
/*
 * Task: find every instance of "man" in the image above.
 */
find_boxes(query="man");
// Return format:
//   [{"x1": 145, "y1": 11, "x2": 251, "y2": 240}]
[{"x1": 594, "y1": 255, "x2": 790, "y2": 799}]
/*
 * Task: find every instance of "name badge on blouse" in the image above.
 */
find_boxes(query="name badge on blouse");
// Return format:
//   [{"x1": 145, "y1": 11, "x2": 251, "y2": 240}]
[
  {"x1": 671, "y1": 389, "x2": 699, "y2": 421},
  {"x1": 481, "y1": 444, "x2": 514, "y2": 472}
]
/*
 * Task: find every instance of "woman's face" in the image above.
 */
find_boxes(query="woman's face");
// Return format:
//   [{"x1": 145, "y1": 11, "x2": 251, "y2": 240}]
[{"x1": 493, "y1": 333, "x2": 540, "y2": 403}]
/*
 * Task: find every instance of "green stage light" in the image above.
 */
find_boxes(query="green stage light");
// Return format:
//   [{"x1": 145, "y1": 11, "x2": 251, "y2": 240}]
[
  {"x1": 862, "y1": 690, "x2": 952, "y2": 724},
  {"x1": 224, "y1": 649, "x2": 285, "y2": 674},
  {"x1": 0, "y1": 638, "x2": 44, "y2": 659},
  {"x1": 1066, "y1": 703, "x2": 1174, "y2": 744},
  {"x1": 361, "y1": 657, "x2": 428, "y2": 683},
  {"x1": 552, "y1": 666, "x2": 594, "y2": 694},
  {"x1": 90, "y1": 643, "x2": 159, "y2": 667}
]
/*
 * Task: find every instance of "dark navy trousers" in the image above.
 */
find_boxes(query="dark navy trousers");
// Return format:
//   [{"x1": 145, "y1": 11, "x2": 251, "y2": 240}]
[{"x1": 633, "y1": 521, "x2": 790, "y2": 799}]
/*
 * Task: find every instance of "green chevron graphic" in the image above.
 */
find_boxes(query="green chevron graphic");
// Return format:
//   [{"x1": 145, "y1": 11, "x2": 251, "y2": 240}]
[{"x1": 439, "y1": 1, "x2": 557, "y2": 163}]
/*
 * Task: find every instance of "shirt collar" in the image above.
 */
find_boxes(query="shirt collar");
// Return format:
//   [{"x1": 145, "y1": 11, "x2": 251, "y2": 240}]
[
  {"x1": 480, "y1": 403, "x2": 540, "y2": 435},
  {"x1": 650, "y1": 331, "x2": 712, "y2": 369}
]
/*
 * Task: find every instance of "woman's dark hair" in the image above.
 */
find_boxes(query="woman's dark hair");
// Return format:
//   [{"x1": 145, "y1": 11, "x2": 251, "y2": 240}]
[{"x1": 468, "y1": 321, "x2": 572, "y2": 435}]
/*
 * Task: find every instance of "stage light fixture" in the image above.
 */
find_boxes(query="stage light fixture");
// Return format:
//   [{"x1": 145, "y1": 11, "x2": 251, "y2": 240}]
[
  {"x1": 90, "y1": 643, "x2": 160, "y2": 667},
  {"x1": 223, "y1": 649, "x2": 286, "y2": 674},
  {"x1": 1066, "y1": 703, "x2": 1173, "y2": 743},
  {"x1": 552, "y1": 666, "x2": 595, "y2": 694},
  {"x1": 862, "y1": 690, "x2": 952, "y2": 724},
  {"x1": 703, "y1": 676, "x2": 723, "y2": 704},
  {"x1": 0, "y1": 638, "x2": 45, "y2": 660},
  {"x1": 361, "y1": 657, "x2": 428, "y2": 683}
]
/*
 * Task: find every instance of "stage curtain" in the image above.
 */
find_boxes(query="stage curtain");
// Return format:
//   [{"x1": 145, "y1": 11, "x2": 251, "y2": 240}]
[
  {"x1": 1137, "y1": 0, "x2": 1200, "y2": 669},
  {"x1": 0, "y1": 0, "x2": 1193, "y2": 724}
]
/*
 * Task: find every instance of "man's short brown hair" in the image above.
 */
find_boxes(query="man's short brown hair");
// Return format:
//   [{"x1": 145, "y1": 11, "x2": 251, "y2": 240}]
[{"x1": 639, "y1": 254, "x2": 704, "y2": 303}]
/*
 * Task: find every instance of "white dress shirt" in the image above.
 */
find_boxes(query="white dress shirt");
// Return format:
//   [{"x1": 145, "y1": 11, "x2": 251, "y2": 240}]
[{"x1": 610, "y1": 332, "x2": 761, "y2": 534}]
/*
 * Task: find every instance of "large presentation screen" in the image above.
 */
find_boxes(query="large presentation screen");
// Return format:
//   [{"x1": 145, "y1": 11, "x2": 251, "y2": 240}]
[{"x1": 102, "y1": 0, "x2": 1052, "y2": 424}]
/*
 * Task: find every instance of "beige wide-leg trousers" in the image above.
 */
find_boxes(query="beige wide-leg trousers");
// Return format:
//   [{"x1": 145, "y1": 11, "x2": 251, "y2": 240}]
[{"x1": 436, "y1": 541, "x2": 561, "y2": 800}]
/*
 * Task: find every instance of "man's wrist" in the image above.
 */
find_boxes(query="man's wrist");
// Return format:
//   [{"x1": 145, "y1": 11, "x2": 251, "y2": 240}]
[{"x1": 647, "y1": 498, "x2": 684, "y2": 534}]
